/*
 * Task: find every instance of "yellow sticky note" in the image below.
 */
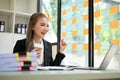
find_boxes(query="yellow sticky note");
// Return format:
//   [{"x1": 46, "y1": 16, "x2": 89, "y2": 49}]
[
  {"x1": 83, "y1": 44, "x2": 88, "y2": 50},
  {"x1": 48, "y1": 16, "x2": 52, "y2": 22},
  {"x1": 72, "y1": 43, "x2": 77, "y2": 50},
  {"x1": 94, "y1": 25, "x2": 101, "y2": 33},
  {"x1": 72, "y1": 18, "x2": 77, "y2": 24},
  {"x1": 94, "y1": 42, "x2": 101, "y2": 50},
  {"x1": 43, "y1": 12, "x2": 48, "y2": 17},
  {"x1": 62, "y1": 32, "x2": 66, "y2": 38},
  {"x1": 83, "y1": 1, "x2": 88, "y2": 8},
  {"x1": 62, "y1": 20, "x2": 67, "y2": 26},
  {"x1": 94, "y1": 0, "x2": 100, "y2": 3},
  {"x1": 72, "y1": 30, "x2": 77, "y2": 37},
  {"x1": 94, "y1": 10, "x2": 100, "y2": 18},
  {"x1": 110, "y1": 5, "x2": 118, "y2": 14},
  {"x1": 62, "y1": 9, "x2": 67, "y2": 16},
  {"x1": 83, "y1": 14, "x2": 88, "y2": 21},
  {"x1": 110, "y1": 20, "x2": 119, "y2": 29},
  {"x1": 72, "y1": 5, "x2": 77, "y2": 12},
  {"x1": 83, "y1": 28, "x2": 88, "y2": 35}
]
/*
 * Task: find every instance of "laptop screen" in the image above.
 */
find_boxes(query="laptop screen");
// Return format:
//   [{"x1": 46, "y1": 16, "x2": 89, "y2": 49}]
[{"x1": 99, "y1": 44, "x2": 119, "y2": 70}]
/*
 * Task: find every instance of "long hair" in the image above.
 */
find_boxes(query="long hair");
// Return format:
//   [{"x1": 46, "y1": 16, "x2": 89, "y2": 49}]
[{"x1": 26, "y1": 12, "x2": 48, "y2": 52}]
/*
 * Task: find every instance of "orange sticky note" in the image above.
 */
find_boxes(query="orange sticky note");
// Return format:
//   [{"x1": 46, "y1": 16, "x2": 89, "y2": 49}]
[
  {"x1": 83, "y1": 44, "x2": 88, "y2": 50},
  {"x1": 94, "y1": 25, "x2": 101, "y2": 33},
  {"x1": 31, "y1": 62, "x2": 35, "y2": 66},
  {"x1": 110, "y1": 5, "x2": 118, "y2": 14},
  {"x1": 72, "y1": 43, "x2": 77, "y2": 50},
  {"x1": 118, "y1": 40, "x2": 120, "y2": 46},
  {"x1": 72, "y1": 30, "x2": 77, "y2": 37},
  {"x1": 20, "y1": 62, "x2": 24, "y2": 66},
  {"x1": 72, "y1": 18, "x2": 77, "y2": 24},
  {"x1": 62, "y1": 32, "x2": 66, "y2": 38},
  {"x1": 94, "y1": 0, "x2": 100, "y2": 3},
  {"x1": 111, "y1": 40, "x2": 119, "y2": 46},
  {"x1": 62, "y1": 9, "x2": 67, "y2": 16},
  {"x1": 94, "y1": 10, "x2": 100, "y2": 18},
  {"x1": 94, "y1": 42, "x2": 101, "y2": 50},
  {"x1": 72, "y1": 5, "x2": 77, "y2": 12},
  {"x1": 110, "y1": 20, "x2": 119, "y2": 29},
  {"x1": 83, "y1": 14, "x2": 88, "y2": 21},
  {"x1": 83, "y1": 28, "x2": 88, "y2": 35},
  {"x1": 62, "y1": 20, "x2": 67, "y2": 26},
  {"x1": 83, "y1": 1, "x2": 88, "y2": 8}
]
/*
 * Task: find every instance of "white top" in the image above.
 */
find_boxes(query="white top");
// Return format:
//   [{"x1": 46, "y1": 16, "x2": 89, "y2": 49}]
[{"x1": 33, "y1": 40, "x2": 44, "y2": 66}]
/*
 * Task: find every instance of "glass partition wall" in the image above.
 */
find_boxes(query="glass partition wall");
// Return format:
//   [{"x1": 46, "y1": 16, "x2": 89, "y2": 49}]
[
  {"x1": 61, "y1": 0, "x2": 89, "y2": 66},
  {"x1": 38, "y1": 0, "x2": 120, "y2": 68},
  {"x1": 40, "y1": 0, "x2": 89, "y2": 67},
  {"x1": 94, "y1": 0, "x2": 120, "y2": 68},
  {"x1": 40, "y1": 0, "x2": 58, "y2": 43}
]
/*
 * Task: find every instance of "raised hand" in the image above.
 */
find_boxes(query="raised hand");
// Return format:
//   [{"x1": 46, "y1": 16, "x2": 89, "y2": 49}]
[{"x1": 60, "y1": 39, "x2": 67, "y2": 53}]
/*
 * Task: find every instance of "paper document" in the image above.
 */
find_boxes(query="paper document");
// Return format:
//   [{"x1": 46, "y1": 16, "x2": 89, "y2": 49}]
[{"x1": 37, "y1": 66, "x2": 74, "y2": 71}]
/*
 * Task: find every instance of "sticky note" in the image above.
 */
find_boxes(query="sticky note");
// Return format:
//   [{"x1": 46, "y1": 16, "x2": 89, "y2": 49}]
[
  {"x1": 110, "y1": 20, "x2": 119, "y2": 29},
  {"x1": 94, "y1": 42, "x2": 101, "y2": 50},
  {"x1": 62, "y1": 20, "x2": 67, "y2": 26},
  {"x1": 26, "y1": 52, "x2": 29, "y2": 57},
  {"x1": 20, "y1": 62, "x2": 24, "y2": 66},
  {"x1": 94, "y1": 0, "x2": 100, "y2": 3},
  {"x1": 83, "y1": 44, "x2": 88, "y2": 50},
  {"x1": 72, "y1": 5, "x2": 77, "y2": 12},
  {"x1": 94, "y1": 10, "x2": 100, "y2": 18},
  {"x1": 111, "y1": 40, "x2": 119, "y2": 46},
  {"x1": 48, "y1": 16, "x2": 52, "y2": 22},
  {"x1": 62, "y1": 32, "x2": 66, "y2": 38},
  {"x1": 72, "y1": 18, "x2": 77, "y2": 24},
  {"x1": 62, "y1": 9, "x2": 67, "y2": 16},
  {"x1": 83, "y1": 14, "x2": 88, "y2": 21},
  {"x1": 15, "y1": 53, "x2": 19, "y2": 57},
  {"x1": 110, "y1": 5, "x2": 118, "y2": 14},
  {"x1": 16, "y1": 57, "x2": 19, "y2": 62},
  {"x1": 26, "y1": 57, "x2": 30, "y2": 61},
  {"x1": 72, "y1": 43, "x2": 77, "y2": 50},
  {"x1": 31, "y1": 62, "x2": 35, "y2": 66},
  {"x1": 83, "y1": 1, "x2": 88, "y2": 8},
  {"x1": 83, "y1": 28, "x2": 88, "y2": 35},
  {"x1": 20, "y1": 57, "x2": 26, "y2": 61},
  {"x1": 119, "y1": 40, "x2": 120, "y2": 46},
  {"x1": 94, "y1": 25, "x2": 101, "y2": 33},
  {"x1": 18, "y1": 66, "x2": 22, "y2": 71},
  {"x1": 43, "y1": 12, "x2": 48, "y2": 17},
  {"x1": 72, "y1": 30, "x2": 77, "y2": 37}
]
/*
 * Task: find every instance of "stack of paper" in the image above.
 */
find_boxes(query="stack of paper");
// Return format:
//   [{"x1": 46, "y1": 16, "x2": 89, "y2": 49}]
[{"x1": 0, "y1": 52, "x2": 38, "y2": 71}]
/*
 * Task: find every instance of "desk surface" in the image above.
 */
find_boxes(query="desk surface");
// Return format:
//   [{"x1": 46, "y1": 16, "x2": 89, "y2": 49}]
[{"x1": 0, "y1": 69, "x2": 120, "y2": 80}]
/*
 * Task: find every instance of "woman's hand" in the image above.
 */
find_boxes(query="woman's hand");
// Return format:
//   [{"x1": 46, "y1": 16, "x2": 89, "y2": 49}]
[
  {"x1": 60, "y1": 39, "x2": 67, "y2": 53},
  {"x1": 32, "y1": 47, "x2": 42, "y2": 58}
]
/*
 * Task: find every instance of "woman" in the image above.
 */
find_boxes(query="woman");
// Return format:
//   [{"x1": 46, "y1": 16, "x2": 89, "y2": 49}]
[{"x1": 13, "y1": 12, "x2": 67, "y2": 66}]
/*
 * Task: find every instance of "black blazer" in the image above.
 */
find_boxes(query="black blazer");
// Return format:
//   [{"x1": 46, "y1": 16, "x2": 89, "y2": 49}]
[{"x1": 13, "y1": 38, "x2": 65, "y2": 66}]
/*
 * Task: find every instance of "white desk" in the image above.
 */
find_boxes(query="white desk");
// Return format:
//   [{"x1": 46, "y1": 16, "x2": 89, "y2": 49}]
[{"x1": 0, "y1": 69, "x2": 120, "y2": 80}]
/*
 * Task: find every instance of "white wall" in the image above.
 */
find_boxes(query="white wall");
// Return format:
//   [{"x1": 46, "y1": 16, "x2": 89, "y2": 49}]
[{"x1": 0, "y1": 33, "x2": 25, "y2": 53}]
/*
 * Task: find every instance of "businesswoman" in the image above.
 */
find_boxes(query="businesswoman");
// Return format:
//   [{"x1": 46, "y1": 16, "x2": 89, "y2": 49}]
[{"x1": 13, "y1": 12, "x2": 67, "y2": 66}]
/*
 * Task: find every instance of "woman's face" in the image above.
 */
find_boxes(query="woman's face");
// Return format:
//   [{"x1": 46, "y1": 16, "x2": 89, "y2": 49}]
[{"x1": 32, "y1": 17, "x2": 49, "y2": 39}]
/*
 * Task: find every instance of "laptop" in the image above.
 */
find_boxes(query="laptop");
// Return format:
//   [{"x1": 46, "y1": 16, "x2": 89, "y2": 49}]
[{"x1": 72, "y1": 44, "x2": 119, "y2": 70}]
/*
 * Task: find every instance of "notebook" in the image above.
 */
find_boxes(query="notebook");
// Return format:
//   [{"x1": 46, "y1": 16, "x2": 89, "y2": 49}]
[{"x1": 72, "y1": 44, "x2": 119, "y2": 70}]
